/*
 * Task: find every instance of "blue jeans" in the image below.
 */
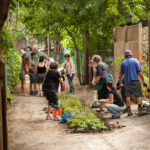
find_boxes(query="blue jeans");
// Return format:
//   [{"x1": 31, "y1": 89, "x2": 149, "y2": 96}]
[
  {"x1": 67, "y1": 73, "x2": 75, "y2": 92},
  {"x1": 105, "y1": 104, "x2": 124, "y2": 118}
]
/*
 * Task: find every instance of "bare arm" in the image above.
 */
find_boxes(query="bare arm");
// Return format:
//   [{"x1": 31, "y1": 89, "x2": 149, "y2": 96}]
[
  {"x1": 25, "y1": 64, "x2": 33, "y2": 76},
  {"x1": 138, "y1": 71, "x2": 144, "y2": 81},
  {"x1": 99, "y1": 94, "x2": 113, "y2": 104},
  {"x1": 45, "y1": 65, "x2": 48, "y2": 72},
  {"x1": 59, "y1": 78, "x2": 63, "y2": 84},
  {"x1": 28, "y1": 65, "x2": 36, "y2": 70},
  {"x1": 92, "y1": 76, "x2": 100, "y2": 85}
]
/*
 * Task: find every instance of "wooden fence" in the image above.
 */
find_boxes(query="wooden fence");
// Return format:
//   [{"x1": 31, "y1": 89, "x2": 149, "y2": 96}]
[
  {"x1": 0, "y1": 60, "x2": 8, "y2": 150},
  {"x1": 113, "y1": 23, "x2": 142, "y2": 84}
]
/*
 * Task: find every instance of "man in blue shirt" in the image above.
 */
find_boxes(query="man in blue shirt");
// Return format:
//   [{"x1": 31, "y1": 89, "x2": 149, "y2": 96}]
[{"x1": 119, "y1": 50, "x2": 147, "y2": 117}]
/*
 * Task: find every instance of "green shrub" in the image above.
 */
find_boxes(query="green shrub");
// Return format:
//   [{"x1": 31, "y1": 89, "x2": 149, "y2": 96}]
[{"x1": 70, "y1": 119, "x2": 83, "y2": 127}]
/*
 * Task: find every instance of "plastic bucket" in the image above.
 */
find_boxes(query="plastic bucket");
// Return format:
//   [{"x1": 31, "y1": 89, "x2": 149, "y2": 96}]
[
  {"x1": 61, "y1": 84, "x2": 65, "y2": 91},
  {"x1": 53, "y1": 108, "x2": 62, "y2": 117}
]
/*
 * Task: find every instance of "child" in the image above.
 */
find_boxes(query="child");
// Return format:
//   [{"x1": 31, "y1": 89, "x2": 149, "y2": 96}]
[
  {"x1": 60, "y1": 70, "x2": 65, "y2": 92},
  {"x1": 42, "y1": 61, "x2": 63, "y2": 121}
]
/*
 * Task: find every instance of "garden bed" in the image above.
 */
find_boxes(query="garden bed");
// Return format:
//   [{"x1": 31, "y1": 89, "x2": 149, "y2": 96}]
[{"x1": 59, "y1": 94, "x2": 125, "y2": 133}]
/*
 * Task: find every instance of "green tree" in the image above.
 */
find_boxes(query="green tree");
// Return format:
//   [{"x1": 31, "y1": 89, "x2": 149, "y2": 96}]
[{"x1": 18, "y1": 0, "x2": 149, "y2": 84}]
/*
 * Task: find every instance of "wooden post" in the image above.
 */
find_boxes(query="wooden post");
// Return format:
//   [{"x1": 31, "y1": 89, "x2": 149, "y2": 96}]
[
  {"x1": 0, "y1": 80, "x2": 3, "y2": 150},
  {"x1": 138, "y1": 22, "x2": 143, "y2": 66},
  {"x1": 148, "y1": 20, "x2": 150, "y2": 106}
]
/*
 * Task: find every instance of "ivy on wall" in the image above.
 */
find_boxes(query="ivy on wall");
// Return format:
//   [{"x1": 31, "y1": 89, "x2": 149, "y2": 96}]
[{"x1": 0, "y1": 25, "x2": 21, "y2": 93}]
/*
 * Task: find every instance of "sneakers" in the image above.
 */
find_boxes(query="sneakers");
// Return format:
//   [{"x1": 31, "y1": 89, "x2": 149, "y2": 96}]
[
  {"x1": 112, "y1": 116, "x2": 120, "y2": 119},
  {"x1": 30, "y1": 91, "x2": 38, "y2": 95},
  {"x1": 34, "y1": 91, "x2": 38, "y2": 95},
  {"x1": 46, "y1": 115, "x2": 53, "y2": 120},
  {"x1": 30, "y1": 91, "x2": 34, "y2": 95},
  {"x1": 54, "y1": 116, "x2": 61, "y2": 121}
]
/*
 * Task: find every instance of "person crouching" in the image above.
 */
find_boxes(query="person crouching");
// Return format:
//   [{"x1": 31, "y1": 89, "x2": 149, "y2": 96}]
[
  {"x1": 42, "y1": 61, "x2": 64, "y2": 121},
  {"x1": 99, "y1": 81, "x2": 124, "y2": 119}
]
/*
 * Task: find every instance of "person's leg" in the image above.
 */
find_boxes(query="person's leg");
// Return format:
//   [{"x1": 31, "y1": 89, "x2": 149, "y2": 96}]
[
  {"x1": 100, "y1": 83, "x2": 109, "y2": 110},
  {"x1": 137, "y1": 97, "x2": 147, "y2": 116},
  {"x1": 30, "y1": 83, "x2": 32, "y2": 91},
  {"x1": 67, "y1": 75, "x2": 73, "y2": 93},
  {"x1": 69, "y1": 74, "x2": 75, "y2": 92},
  {"x1": 125, "y1": 85, "x2": 133, "y2": 116},
  {"x1": 21, "y1": 80, "x2": 23, "y2": 94},
  {"x1": 39, "y1": 83, "x2": 43, "y2": 97},
  {"x1": 105, "y1": 104, "x2": 121, "y2": 118},
  {"x1": 126, "y1": 96, "x2": 133, "y2": 116},
  {"x1": 47, "y1": 104, "x2": 52, "y2": 117},
  {"x1": 54, "y1": 105, "x2": 58, "y2": 117},
  {"x1": 34, "y1": 82, "x2": 37, "y2": 92}
]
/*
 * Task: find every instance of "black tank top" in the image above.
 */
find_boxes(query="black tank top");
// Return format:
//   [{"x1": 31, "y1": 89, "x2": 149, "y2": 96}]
[
  {"x1": 109, "y1": 90, "x2": 124, "y2": 107},
  {"x1": 37, "y1": 65, "x2": 46, "y2": 73}
]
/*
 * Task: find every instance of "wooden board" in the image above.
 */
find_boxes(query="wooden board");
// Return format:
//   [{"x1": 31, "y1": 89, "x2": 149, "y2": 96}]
[{"x1": 0, "y1": 80, "x2": 4, "y2": 150}]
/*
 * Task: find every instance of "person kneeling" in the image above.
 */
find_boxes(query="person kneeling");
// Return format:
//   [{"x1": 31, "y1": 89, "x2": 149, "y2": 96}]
[
  {"x1": 99, "y1": 81, "x2": 124, "y2": 119},
  {"x1": 42, "y1": 61, "x2": 63, "y2": 121}
]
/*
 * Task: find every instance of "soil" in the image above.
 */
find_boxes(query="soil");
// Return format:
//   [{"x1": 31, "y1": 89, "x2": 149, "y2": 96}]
[
  {"x1": 68, "y1": 122, "x2": 125, "y2": 134},
  {"x1": 8, "y1": 75, "x2": 150, "y2": 150}
]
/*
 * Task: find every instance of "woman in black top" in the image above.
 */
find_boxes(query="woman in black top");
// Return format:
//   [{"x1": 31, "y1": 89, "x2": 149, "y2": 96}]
[
  {"x1": 99, "y1": 81, "x2": 124, "y2": 119},
  {"x1": 36, "y1": 56, "x2": 47, "y2": 97}
]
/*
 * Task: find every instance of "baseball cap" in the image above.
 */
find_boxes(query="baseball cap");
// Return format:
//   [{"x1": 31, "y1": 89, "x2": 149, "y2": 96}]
[{"x1": 125, "y1": 50, "x2": 132, "y2": 56}]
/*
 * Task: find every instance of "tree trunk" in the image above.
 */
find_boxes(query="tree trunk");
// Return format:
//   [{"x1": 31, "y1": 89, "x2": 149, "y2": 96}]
[
  {"x1": 102, "y1": 41, "x2": 106, "y2": 61},
  {"x1": 96, "y1": 43, "x2": 101, "y2": 55},
  {"x1": 53, "y1": 39, "x2": 56, "y2": 52},
  {"x1": 83, "y1": 29, "x2": 91, "y2": 84},
  {"x1": 48, "y1": 34, "x2": 51, "y2": 56}
]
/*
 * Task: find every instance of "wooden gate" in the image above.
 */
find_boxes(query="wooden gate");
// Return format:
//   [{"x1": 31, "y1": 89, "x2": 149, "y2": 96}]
[{"x1": 113, "y1": 23, "x2": 142, "y2": 83}]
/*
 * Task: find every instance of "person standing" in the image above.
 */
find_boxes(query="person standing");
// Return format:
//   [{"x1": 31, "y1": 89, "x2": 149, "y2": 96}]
[
  {"x1": 44, "y1": 55, "x2": 54, "y2": 70},
  {"x1": 29, "y1": 52, "x2": 38, "y2": 95},
  {"x1": 38, "y1": 49, "x2": 44, "y2": 58},
  {"x1": 36, "y1": 56, "x2": 47, "y2": 97},
  {"x1": 119, "y1": 50, "x2": 147, "y2": 116},
  {"x1": 42, "y1": 61, "x2": 63, "y2": 121},
  {"x1": 88, "y1": 60, "x2": 97, "y2": 82},
  {"x1": 21, "y1": 49, "x2": 26, "y2": 60},
  {"x1": 64, "y1": 54, "x2": 75, "y2": 94},
  {"x1": 92, "y1": 55, "x2": 114, "y2": 112},
  {"x1": 19, "y1": 57, "x2": 33, "y2": 96}
]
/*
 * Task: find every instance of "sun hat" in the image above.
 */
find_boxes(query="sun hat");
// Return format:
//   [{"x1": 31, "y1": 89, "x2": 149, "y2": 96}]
[
  {"x1": 125, "y1": 50, "x2": 132, "y2": 56},
  {"x1": 38, "y1": 49, "x2": 42, "y2": 52},
  {"x1": 88, "y1": 60, "x2": 94, "y2": 66}
]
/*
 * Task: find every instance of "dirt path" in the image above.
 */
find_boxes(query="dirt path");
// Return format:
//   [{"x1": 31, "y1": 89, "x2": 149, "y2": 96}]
[{"x1": 8, "y1": 75, "x2": 150, "y2": 150}]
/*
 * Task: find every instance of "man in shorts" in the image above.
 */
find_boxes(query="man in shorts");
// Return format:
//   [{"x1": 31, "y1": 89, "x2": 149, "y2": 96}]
[
  {"x1": 44, "y1": 55, "x2": 54, "y2": 70},
  {"x1": 29, "y1": 52, "x2": 37, "y2": 95},
  {"x1": 119, "y1": 50, "x2": 147, "y2": 116}
]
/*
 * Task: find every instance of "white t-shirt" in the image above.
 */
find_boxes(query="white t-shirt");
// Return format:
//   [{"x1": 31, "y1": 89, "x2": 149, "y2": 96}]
[{"x1": 47, "y1": 58, "x2": 54, "y2": 69}]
